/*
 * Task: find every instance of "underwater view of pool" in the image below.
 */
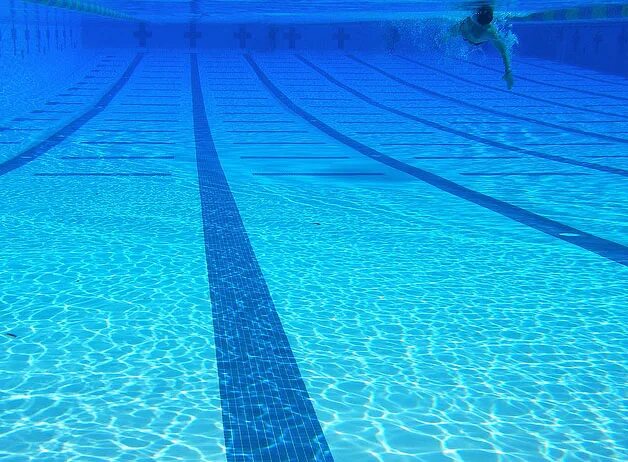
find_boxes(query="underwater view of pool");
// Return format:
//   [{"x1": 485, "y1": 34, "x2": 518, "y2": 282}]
[{"x1": 1, "y1": 1, "x2": 626, "y2": 461}]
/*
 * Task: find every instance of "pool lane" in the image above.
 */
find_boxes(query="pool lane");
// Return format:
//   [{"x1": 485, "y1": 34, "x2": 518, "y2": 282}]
[
  {"x1": 460, "y1": 57, "x2": 628, "y2": 102},
  {"x1": 190, "y1": 53, "x2": 333, "y2": 462},
  {"x1": 200, "y1": 53, "x2": 628, "y2": 462},
  {"x1": 258, "y1": 53, "x2": 628, "y2": 247},
  {"x1": 0, "y1": 54, "x2": 225, "y2": 461},
  {"x1": 245, "y1": 54, "x2": 627, "y2": 267},
  {"x1": 328, "y1": 55, "x2": 628, "y2": 172},
  {"x1": 0, "y1": 53, "x2": 145, "y2": 176},
  {"x1": 0, "y1": 54, "x2": 134, "y2": 164},
  {"x1": 392, "y1": 56, "x2": 628, "y2": 120}
]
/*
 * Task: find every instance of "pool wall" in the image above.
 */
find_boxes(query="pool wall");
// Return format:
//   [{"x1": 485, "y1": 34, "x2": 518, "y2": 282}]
[
  {"x1": 514, "y1": 20, "x2": 628, "y2": 76},
  {"x1": 1, "y1": 3, "x2": 627, "y2": 81},
  {"x1": 79, "y1": 18, "x2": 627, "y2": 77}
]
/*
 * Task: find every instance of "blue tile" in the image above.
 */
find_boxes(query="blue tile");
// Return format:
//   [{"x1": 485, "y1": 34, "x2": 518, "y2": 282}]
[
  {"x1": 223, "y1": 120, "x2": 294, "y2": 123},
  {"x1": 246, "y1": 54, "x2": 628, "y2": 267},
  {"x1": 347, "y1": 55, "x2": 628, "y2": 146},
  {"x1": 61, "y1": 156, "x2": 174, "y2": 160},
  {"x1": 0, "y1": 54, "x2": 144, "y2": 177},
  {"x1": 34, "y1": 173, "x2": 170, "y2": 176},
  {"x1": 241, "y1": 156, "x2": 349, "y2": 159},
  {"x1": 414, "y1": 156, "x2": 521, "y2": 159},
  {"x1": 233, "y1": 141, "x2": 326, "y2": 145},
  {"x1": 102, "y1": 119, "x2": 179, "y2": 123},
  {"x1": 397, "y1": 55, "x2": 628, "y2": 120},
  {"x1": 227, "y1": 130, "x2": 307, "y2": 134},
  {"x1": 382, "y1": 143, "x2": 471, "y2": 146},
  {"x1": 299, "y1": 56, "x2": 628, "y2": 178},
  {"x1": 254, "y1": 172, "x2": 382, "y2": 176},
  {"x1": 80, "y1": 141, "x2": 176, "y2": 145},
  {"x1": 461, "y1": 172, "x2": 592, "y2": 176},
  {"x1": 190, "y1": 54, "x2": 333, "y2": 462}
]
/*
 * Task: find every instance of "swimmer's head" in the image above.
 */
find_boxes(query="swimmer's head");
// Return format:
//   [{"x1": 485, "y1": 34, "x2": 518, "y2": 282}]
[{"x1": 474, "y1": 5, "x2": 494, "y2": 25}]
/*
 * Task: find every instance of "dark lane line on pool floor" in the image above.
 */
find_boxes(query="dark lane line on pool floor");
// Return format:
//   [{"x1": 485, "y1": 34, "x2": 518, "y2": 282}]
[
  {"x1": 516, "y1": 59, "x2": 628, "y2": 87},
  {"x1": 241, "y1": 155, "x2": 350, "y2": 159},
  {"x1": 61, "y1": 156, "x2": 175, "y2": 160},
  {"x1": 190, "y1": 54, "x2": 334, "y2": 462},
  {"x1": 0, "y1": 53, "x2": 145, "y2": 177},
  {"x1": 245, "y1": 53, "x2": 628, "y2": 267},
  {"x1": 458, "y1": 58, "x2": 628, "y2": 102},
  {"x1": 298, "y1": 55, "x2": 628, "y2": 178},
  {"x1": 346, "y1": 55, "x2": 628, "y2": 145},
  {"x1": 393, "y1": 55, "x2": 628, "y2": 120},
  {"x1": 253, "y1": 172, "x2": 383, "y2": 176},
  {"x1": 34, "y1": 173, "x2": 171, "y2": 177}
]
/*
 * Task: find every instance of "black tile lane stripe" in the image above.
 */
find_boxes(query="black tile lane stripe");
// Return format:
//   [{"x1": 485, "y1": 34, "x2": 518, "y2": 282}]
[
  {"x1": 61, "y1": 156, "x2": 174, "y2": 160},
  {"x1": 414, "y1": 156, "x2": 521, "y2": 159},
  {"x1": 297, "y1": 55, "x2": 628, "y2": 178},
  {"x1": 584, "y1": 155, "x2": 628, "y2": 158},
  {"x1": 356, "y1": 131, "x2": 434, "y2": 134},
  {"x1": 190, "y1": 55, "x2": 333, "y2": 462},
  {"x1": 382, "y1": 143, "x2": 471, "y2": 146},
  {"x1": 227, "y1": 130, "x2": 308, "y2": 134},
  {"x1": 121, "y1": 103, "x2": 180, "y2": 107},
  {"x1": 222, "y1": 112, "x2": 284, "y2": 115},
  {"x1": 0, "y1": 54, "x2": 144, "y2": 177},
  {"x1": 346, "y1": 55, "x2": 628, "y2": 145},
  {"x1": 241, "y1": 156, "x2": 350, "y2": 159},
  {"x1": 80, "y1": 141, "x2": 176, "y2": 145},
  {"x1": 34, "y1": 173, "x2": 170, "y2": 177},
  {"x1": 223, "y1": 120, "x2": 295, "y2": 123},
  {"x1": 395, "y1": 55, "x2": 628, "y2": 118},
  {"x1": 254, "y1": 172, "x2": 383, "y2": 176},
  {"x1": 460, "y1": 172, "x2": 591, "y2": 176},
  {"x1": 102, "y1": 119, "x2": 180, "y2": 123},
  {"x1": 245, "y1": 54, "x2": 628, "y2": 267},
  {"x1": 460, "y1": 58, "x2": 628, "y2": 102},
  {"x1": 89, "y1": 129, "x2": 178, "y2": 133},
  {"x1": 517, "y1": 59, "x2": 628, "y2": 87},
  {"x1": 232, "y1": 141, "x2": 326, "y2": 145},
  {"x1": 0, "y1": 127, "x2": 44, "y2": 132}
]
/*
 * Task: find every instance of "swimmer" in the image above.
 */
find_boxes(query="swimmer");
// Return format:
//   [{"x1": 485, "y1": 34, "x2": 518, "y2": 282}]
[{"x1": 453, "y1": 4, "x2": 514, "y2": 89}]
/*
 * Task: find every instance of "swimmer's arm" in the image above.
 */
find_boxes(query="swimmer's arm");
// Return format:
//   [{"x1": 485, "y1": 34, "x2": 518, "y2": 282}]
[
  {"x1": 449, "y1": 21, "x2": 461, "y2": 37},
  {"x1": 488, "y1": 27, "x2": 513, "y2": 89}
]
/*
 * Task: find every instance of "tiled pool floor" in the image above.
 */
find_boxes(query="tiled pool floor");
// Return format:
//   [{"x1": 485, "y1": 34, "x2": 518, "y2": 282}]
[{"x1": 0, "y1": 52, "x2": 626, "y2": 462}]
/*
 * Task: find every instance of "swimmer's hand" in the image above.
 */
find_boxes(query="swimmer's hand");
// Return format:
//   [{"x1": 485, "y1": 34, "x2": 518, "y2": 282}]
[{"x1": 503, "y1": 70, "x2": 514, "y2": 90}]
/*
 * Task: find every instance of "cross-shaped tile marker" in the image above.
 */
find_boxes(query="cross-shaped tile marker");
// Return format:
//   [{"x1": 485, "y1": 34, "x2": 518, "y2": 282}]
[
  {"x1": 385, "y1": 26, "x2": 400, "y2": 52},
  {"x1": 284, "y1": 27, "x2": 301, "y2": 49},
  {"x1": 333, "y1": 27, "x2": 349, "y2": 49},
  {"x1": 134, "y1": 23, "x2": 152, "y2": 47},
  {"x1": 11, "y1": 26, "x2": 17, "y2": 55},
  {"x1": 24, "y1": 26, "x2": 30, "y2": 54},
  {"x1": 186, "y1": 23, "x2": 202, "y2": 48},
  {"x1": 234, "y1": 26, "x2": 251, "y2": 49},
  {"x1": 268, "y1": 26, "x2": 278, "y2": 51},
  {"x1": 593, "y1": 31, "x2": 603, "y2": 52}
]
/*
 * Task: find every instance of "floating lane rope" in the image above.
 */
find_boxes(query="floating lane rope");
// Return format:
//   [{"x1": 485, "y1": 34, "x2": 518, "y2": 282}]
[
  {"x1": 22, "y1": 0, "x2": 134, "y2": 21},
  {"x1": 514, "y1": 3, "x2": 628, "y2": 22}
]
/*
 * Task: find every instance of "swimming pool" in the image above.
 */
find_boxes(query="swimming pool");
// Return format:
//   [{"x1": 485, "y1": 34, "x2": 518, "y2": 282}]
[{"x1": 1, "y1": 2, "x2": 627, "y2": 461}]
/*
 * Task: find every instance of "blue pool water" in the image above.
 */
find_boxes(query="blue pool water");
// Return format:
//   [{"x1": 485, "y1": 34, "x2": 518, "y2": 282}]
[{"x1": 1, "y1": 1, "x2": 627, "y2": 461}]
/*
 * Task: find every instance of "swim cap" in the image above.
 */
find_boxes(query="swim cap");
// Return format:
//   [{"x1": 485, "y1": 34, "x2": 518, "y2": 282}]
[{"x1": 474, "y1": 5, "x2": 494, "y2": 25}]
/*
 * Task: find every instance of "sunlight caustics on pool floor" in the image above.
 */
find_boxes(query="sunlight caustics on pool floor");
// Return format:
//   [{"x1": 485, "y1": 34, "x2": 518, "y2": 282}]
[{"x1": 0, "y1": 51, "x2": 627, "y2": 462}]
